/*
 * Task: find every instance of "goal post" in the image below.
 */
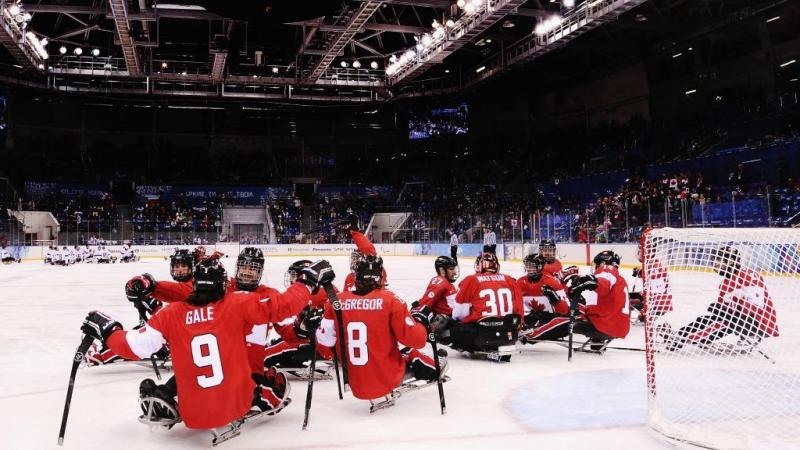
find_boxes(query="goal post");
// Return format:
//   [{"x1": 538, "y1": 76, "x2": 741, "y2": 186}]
[{"x1": 642, "y1": 227, "x2": 800, "y2": 450}]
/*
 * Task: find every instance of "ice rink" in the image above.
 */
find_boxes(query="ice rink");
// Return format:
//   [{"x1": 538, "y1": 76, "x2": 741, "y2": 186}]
[{"x1": 0, "y1": 255, "x2": 671, "y2": 450}]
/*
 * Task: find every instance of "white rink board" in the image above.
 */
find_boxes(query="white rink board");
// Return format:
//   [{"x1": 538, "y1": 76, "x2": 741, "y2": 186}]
[{"x1": 0, "y1": 256, "x2": 672, "y2": 450}]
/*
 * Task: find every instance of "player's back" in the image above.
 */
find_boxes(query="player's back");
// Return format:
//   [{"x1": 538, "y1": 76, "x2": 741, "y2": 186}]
[
  {"x1": 147, "y1": 293, "x2": 256, "y2": 428},
  {"x1": 456, "y1": 273, "x2": 522, "y2": 323},
  {"x1": 588, "y1": 267, "x2": 630, "y2": 338},
  {"x1": 325, "y1": 288, "x2": 425, "y2": 400}
]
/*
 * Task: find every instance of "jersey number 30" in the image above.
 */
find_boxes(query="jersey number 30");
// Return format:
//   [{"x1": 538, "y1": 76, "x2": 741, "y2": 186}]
[
  {"x1": 480, "y1": 288, "x2": 513, "y2": 317},
  {"x1": 191, "y1": 334, "x2": 224, "y2": 388}
]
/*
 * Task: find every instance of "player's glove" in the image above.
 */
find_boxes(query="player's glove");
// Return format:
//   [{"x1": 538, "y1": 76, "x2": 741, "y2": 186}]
[
  {"x1": 561, "y1": 266, "x2": 579, "y2": 279},
  {"x1": 541, "y1": 285, "x2": 562, "y2": 306},
  {"x1": 125, "y1": 273, "x2": 157, "y2": 301},
  {"x1": 411, "y1": 305, "x2": 434, "y2": 329},
  {"x1": 632, "y1": 267, "x2": 642, "y2": 278},
  {"x1": 81, "y1": 311, "x2": 123, "y2": 342},
  {"x1": 297, "y1": 260, "x2": 335, "y2": 293},
  {"x1": 293, "y1": 305, "x2": 324, "y2": 340},
  {"x1": 567, "y1": 274, "x2": 598, "y2": 294}
]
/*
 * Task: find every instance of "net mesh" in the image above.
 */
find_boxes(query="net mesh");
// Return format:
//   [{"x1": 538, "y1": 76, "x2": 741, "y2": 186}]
[{"x1": 643, "y1": 227, "x2": 800, "y2": 450}]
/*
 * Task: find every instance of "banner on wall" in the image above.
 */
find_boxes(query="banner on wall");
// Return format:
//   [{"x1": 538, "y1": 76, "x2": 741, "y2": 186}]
[
  {"x1": 135, "y1": 185, "x2": 291, "y2": 205},
  {"x1": 24, "y1": 181, "x2": 109, "y2": 199}
]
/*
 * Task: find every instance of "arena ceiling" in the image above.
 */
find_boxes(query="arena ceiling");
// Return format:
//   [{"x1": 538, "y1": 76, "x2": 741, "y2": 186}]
[{"x1": 0, "y1": 0, "x2": 794, "y2": 102}]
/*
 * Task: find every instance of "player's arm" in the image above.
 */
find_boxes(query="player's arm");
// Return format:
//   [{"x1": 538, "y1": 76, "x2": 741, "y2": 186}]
[
  {"x1": 350, "y1": 230, "x2": 377, "y2": 256},
  {"x1": 82, "y1": 311, "x2": 166, "y2": 361},
  {"x1": 510, "y1": 278, "x2": 524, "y2": 319},
  {"x1": 151, "y1": 279, "x2": 193, "y2": 303},
  {"x1": 389, "y1": 296, "x2": 427, "y2": 349},
  {"x1": 452, "y1": 277, "x2": 474, "y2": 321},
  {"x1": 543, "y1": 278, "x2": 570, "y2": 315}
]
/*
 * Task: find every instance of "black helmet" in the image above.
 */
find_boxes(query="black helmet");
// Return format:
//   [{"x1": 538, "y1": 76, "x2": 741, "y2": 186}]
[
  {"x1": 593, "y1": 250, "x2": 620, "y2": 268},
  {"x1": 434, "y1": 255, "x2": 460, "y2": 282},
  {"x1": 236, "y1": 247, "x2": 264, "y2": 291},
  {"x1": 170, "y1": 249, "x2": 194, "y2": 282},
  {"x1": 285, "y1": 259, "x2": 313, "y2": 288},
  {"x1": 539, "y1": 239, "x2": 557, "y2": 262},
  {"x1": 711, "y1": 245, "x2": 741, "y2": 277},
  {"x1": 353, "y1": 254, "x2": 384, "y2": 294},
  {"x1": 474, "y1": 252, "x2": 500, "y2": 274},
  {"x1": 523, "y1": 253, "x2": 546, "y2": 282},
  {"x1": 191, "y1": 258, "x2": 228, "y2": 305}
]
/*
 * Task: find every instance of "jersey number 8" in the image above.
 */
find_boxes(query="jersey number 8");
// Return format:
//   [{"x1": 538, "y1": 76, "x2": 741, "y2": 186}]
[{"x1": 347, "y1": 322, "x2": 369, "y2": 366}]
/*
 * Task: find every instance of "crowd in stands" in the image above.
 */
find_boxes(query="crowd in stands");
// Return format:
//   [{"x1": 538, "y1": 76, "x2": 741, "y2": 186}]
[
  {"x1": 26, "y1": 192, "x2": 118, "y2": 233},
  {"x1": 132, "y1": 194, "x2": 222, "y2": 234}
]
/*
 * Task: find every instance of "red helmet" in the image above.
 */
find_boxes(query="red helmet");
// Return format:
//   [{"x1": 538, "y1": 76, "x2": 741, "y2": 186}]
[{"x1": 474, "y1": 252, "x2": 500, "y2": 274}]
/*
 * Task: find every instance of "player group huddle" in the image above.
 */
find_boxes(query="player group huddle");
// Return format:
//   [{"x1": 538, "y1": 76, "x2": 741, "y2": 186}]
[
  {"x1": 67, "y1": 222, "x2": 782, "y2": 445},
  {"x1": 44, "y1": 244, "x2": 138, "y2": 265}
]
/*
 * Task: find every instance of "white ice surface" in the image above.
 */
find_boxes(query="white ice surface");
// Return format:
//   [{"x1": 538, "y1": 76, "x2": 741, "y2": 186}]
[{"x1": 0, "y1": 256, "x2": 672, "y2": 450}]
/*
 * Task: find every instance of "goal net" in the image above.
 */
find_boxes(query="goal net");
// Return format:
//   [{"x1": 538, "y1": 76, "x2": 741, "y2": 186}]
[{"x1": 642, "y1": 227, "x2": 800, "y2": 450}]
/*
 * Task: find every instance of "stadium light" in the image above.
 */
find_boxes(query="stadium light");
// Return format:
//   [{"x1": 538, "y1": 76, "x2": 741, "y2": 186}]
[
  {"x1": 476, "y1": 65, "x2": 486, "y2": 73},
  {"x1": 59, "y1": 46, "x2": 67, "y2": 55},
  {"x1": 672, "y1": 52, "x2": 683, "y2": 58},
  {"x1": 340, "y1": 60, "x2": 349, "y2": 68},
  {"x1": 779, "y1": 59, "x2": 796, "y2": 68},
  {"x1": 563, "y1": 0, "x2": 575, "y2": 7},
  {"x1": 432, "y1": 19, "x2": 440, "y2": 29},
  {"x1": 457, "y1": 0, "x2": 466, "y2": 7},
  {"x1": 161, "y1": 61, "x2": 168, "y2": 68},
  {"x1": 685, "y1": 89, "x2": 697, "y2": 95},
  {"x1": 73, "y1": 47, "x2": 82, "y2": 55},
  {"x1": 272, "y1": 66, "x2": 279, "y2": 73},
  {"x1": 8, "y1": 4, "x2": 20, "y2": 16},
  {"x1": 91, "y1": 48, "x2": 100, "y2": 57},
  {"x1": 535, "y1": 15, "x2": 562, "y2": 36},
  {"x1": 445, "y1": 19, "x2": 455, "y2": 28},
  {"x1": 370, "y1": 61, "x2": 379, "y2": 70},
  {"x1": 766, "y1": 16, "x2": 780, "y2": 23},
  {"x1": 421, "y1": 34, "x2": 433, "y2": 47},
  {"x1": 352, "y1": 60, "x2": 362, "y2": 69}
]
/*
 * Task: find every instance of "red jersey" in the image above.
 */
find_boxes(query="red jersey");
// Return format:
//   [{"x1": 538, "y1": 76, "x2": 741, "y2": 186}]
[
  {"x1": 584, "y1": 267, "x2": 630, "y2": 338},
  {"x1": 517, "y1": 274, "x2": 569, "y2": 316},
  {"x1": 716, "y1": 269, "x2": 778, "y2": 336},
  {"x1": 107, "y1": 283, "x2": 311, "y2": 429},
  {"x1": 642, "y1": 258, "x2": 673, "y2": 315},
  {"x1": 152, "y1": 280, "x2": 194, "y2": 303},
  {"x1": 543, "y1": 258, "x2": 563, "y2": 279},
  {"x1": 417, "y1": 275, "x2": 457, "y2": 315},
  {"x1": 273, "y1": 285, "x2": 335, "y2": 343},
  {"x1": 316, "y1": 288, "x2": 426, "y2": 400},
  {"x1": 454, "y1": 273, "x2": 523, "y2": 323}
]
